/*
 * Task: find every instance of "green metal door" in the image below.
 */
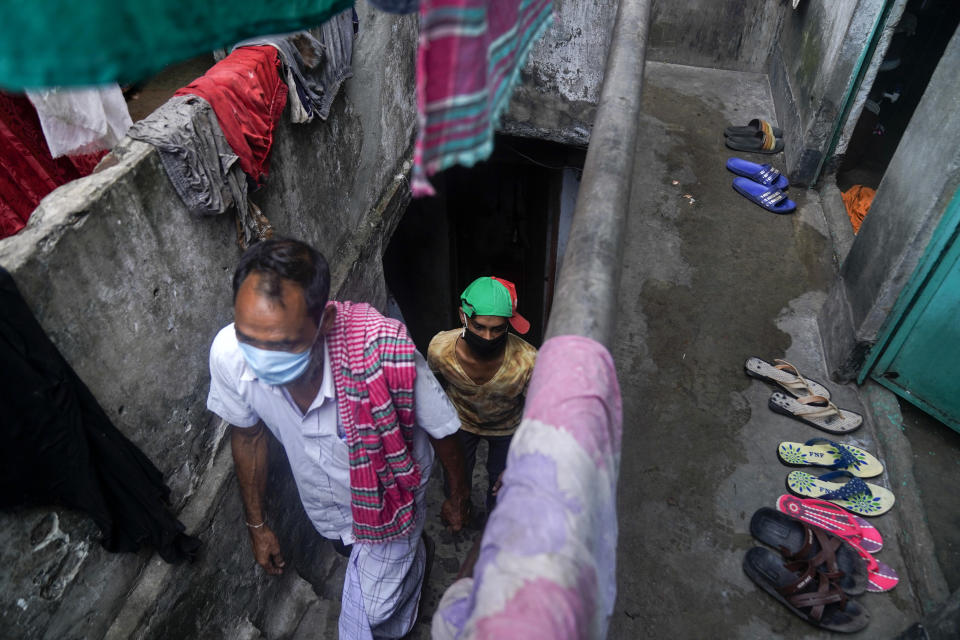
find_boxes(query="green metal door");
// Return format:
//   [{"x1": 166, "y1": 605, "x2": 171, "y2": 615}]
[{"x1": 865, "y1": 187, "x2": 960, "y2": 432}]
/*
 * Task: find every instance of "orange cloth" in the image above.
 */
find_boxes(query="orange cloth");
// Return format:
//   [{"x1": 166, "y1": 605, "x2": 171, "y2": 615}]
[{"x1": 842, "y1": 185, "x2": 876, "y2": 234}]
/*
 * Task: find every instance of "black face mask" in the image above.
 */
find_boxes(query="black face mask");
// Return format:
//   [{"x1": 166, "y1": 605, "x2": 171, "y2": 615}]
[{"x1": 463, "y1": 327, "x2": 508, "y2": 357}]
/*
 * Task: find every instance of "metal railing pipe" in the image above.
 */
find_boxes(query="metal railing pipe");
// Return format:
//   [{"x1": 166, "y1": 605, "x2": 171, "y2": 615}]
[{"x1": 544, "y1": 0, "x2": 651, "y2": 348}]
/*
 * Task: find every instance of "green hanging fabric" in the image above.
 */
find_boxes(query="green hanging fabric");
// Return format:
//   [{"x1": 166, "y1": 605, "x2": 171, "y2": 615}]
[{"x1": 0, "y1": 0, "x2": 354, "y2": 89}]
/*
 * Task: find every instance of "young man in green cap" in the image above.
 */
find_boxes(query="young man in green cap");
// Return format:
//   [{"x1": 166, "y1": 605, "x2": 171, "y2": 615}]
[{"x1": 427, "y1": 276, "x2": 538, "y2": 514}]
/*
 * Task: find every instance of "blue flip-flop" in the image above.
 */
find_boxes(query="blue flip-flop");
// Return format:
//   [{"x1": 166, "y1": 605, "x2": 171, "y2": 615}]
[
  {"x1": 726, "y1": 157, "x2": 789, "y2": 190},
  {"x1": 732, "y1": 177, "x2": 796, "y2": 214}
]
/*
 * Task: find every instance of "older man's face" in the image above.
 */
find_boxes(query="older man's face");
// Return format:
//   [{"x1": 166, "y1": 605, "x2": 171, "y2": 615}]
[{"x1": 234, "y1": 273, "x2": 317, "y2": 354}]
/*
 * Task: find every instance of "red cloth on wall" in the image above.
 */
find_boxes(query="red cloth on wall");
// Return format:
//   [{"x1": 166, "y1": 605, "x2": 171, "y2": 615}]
[
  {"x1": 0, "y1": 93, "x2": 104, "y2": 240},
  {"x1": 175, "y1": 46, "x2": 287, "y2": 185}
]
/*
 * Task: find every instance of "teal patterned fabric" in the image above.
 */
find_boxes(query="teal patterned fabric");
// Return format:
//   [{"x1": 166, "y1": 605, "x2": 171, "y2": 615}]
[{"x1": 0, "y1": 0, "x2": 353, "y2": 88}]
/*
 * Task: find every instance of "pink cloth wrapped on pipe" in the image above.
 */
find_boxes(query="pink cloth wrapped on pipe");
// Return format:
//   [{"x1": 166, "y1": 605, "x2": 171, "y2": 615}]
[{"x1": 432, "y1": 335, "x2": 623, "y2": 639}]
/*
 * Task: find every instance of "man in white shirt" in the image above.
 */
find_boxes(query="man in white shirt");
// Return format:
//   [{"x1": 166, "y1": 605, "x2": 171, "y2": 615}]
[{"x1": 207, "y1": 238, "x2": 469, "y2": 639}]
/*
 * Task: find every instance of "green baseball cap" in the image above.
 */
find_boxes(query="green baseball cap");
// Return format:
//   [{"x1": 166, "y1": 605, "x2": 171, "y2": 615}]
[{"x1": 460, "y1": 276, "x2": 530, "y2": 334}]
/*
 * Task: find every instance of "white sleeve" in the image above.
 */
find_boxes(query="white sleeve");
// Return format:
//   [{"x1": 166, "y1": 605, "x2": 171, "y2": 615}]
[
  {"x1": 412, "y1": 350, "x2": 460, "y2": 439},
  {"x1": 206, "y1": 326, "x2": 259, "y2": 428}
]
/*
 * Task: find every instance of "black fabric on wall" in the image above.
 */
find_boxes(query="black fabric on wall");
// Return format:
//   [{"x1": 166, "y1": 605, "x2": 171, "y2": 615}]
[{"x1": 0, "y1": 267, "x2": 200, "y2": 563}]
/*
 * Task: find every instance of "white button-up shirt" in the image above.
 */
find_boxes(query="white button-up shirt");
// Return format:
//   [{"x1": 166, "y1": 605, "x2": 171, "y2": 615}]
[{"x1": 207, "y1": 323, "x2": 459, "y2": 544}]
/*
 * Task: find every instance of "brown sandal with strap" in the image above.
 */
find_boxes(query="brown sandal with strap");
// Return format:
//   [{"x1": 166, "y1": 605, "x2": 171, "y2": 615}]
[
  {"x1": 750, "y1": 507, "x2": 867, "y2": 594},
  {"x1": 744, "y1": 547, "x2": 870, "y2": 632}
]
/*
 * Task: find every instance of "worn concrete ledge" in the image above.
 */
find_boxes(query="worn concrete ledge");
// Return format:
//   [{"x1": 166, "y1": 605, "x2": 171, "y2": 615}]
[
  {"x1": 819, "y1": 177, "x2": 855, "y2": 267},
  {"x1": 546, "y1": 0, "x2": 651, "y2": 345},
  {"x1": 501, "y1": 0, "x2": 618, "y2": 148},
  {"x1": 898, "y1": 588, "x2": 960, "y2": 640},
  {"x1": 860, "y1": 382, "x2": 951, "y2": 616}
]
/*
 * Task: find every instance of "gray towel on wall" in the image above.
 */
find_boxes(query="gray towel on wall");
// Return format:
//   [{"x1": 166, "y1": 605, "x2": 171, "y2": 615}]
[
  {"x1": 127, "y1": 95, "x2": 248, "y2": 218},
  {"x1": 233, "y1": 9, "x2": 355, "y2": 123}
]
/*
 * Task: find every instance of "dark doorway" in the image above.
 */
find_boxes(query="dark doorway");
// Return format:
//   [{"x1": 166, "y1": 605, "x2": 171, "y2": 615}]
[
  {"x1": 384, "y1": 135, "x2": 584, "y2": 352},
  {"x1": 837, "y1": 0, "x2": 960, "y2": 192}
]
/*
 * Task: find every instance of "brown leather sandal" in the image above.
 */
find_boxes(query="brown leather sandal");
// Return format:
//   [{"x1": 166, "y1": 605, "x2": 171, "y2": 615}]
[
  {"x1": 750, "y1": 507, "x2": 867, "y2": 594},
  {"x1": 744, "y1": 547, "x2": 870, "y2": 632}
]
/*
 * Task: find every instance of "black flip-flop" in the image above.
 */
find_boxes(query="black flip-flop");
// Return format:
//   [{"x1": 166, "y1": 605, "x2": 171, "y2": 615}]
[
  {"x1": 743, "y1": 547, "x2": 870, "y2": 633},
  {"x1": 724, "y1": 118, "x2": 783, "y2": 138},
  {"x1": 750, "y1": 507, "x2": 868, "y2": 595},
  {"x1": 725, "y1": 130, "x2": 784, "y2": 154}
]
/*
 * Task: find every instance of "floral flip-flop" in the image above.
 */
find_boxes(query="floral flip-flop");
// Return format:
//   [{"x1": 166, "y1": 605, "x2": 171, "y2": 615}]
[
  {"x1": 777, "y1": 438, "x2": 883, "y2": 478},
  {"x1": 776, "y1": 495, "x2": 883, "y2": 553},
  {"x1": 786, "y1": 470, "x2": 895, "y2": 516}
]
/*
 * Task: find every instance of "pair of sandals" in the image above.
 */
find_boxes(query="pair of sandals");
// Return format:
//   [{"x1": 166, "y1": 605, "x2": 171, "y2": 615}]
[
  {"x1": 724, "y1": 119, "x2": 795, "y2": 214},
  {"x1": 745, "y1": 357, "x2": 863, "y2": 434},
  {"x1": 724, "y1": 118, "x2": 783, "y2": 154},
  {"x1": 779, "y1": 438, "x2": 895, "y2": 515},
  {"x1": 777, "y1": 495, "x2": 899, "y2": 593},
  {"x1": 748, "y1": 357, "x2": 897, "y2": 517},
  {"x1": 726, "y1": 157, "x2": 796, "y2": 215},
  {"x1": 744, "y1": 507, "x2": 871, "y2": 632}
]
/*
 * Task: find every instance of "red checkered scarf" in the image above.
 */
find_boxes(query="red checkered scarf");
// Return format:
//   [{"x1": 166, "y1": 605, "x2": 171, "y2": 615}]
[{"x1": 326, "y1": 301, "x2": 420, "y2": 543}]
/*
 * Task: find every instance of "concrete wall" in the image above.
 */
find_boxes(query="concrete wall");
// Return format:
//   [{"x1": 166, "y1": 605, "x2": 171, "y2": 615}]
[
  {"x1": 645, "y1": 0, "x2": 784, "y2": 72},
  {"x1": 769, "y1": 0, "x2": 886, "y2": 185},
  {"x1": 820, "y1": 25, "x2": 960, "y2": 381},
  {"x1": 0, "y1": 3, "x2": 418, "y2": 637},
  {"x1": 502, "y1": 0, "x2": 793, "y2": 147},
  {"x1": 501, "y1": 0, "x2": 619, "y2": 146}
]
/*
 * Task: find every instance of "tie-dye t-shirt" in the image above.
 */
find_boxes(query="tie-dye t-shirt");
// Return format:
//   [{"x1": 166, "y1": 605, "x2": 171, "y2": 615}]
[{"x1": 427, "y1": 329, "x2": 537, "y2": 436}]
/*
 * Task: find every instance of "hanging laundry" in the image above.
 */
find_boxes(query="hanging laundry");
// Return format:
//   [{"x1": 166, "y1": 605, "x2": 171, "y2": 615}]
[
  {"x1": 0, "y1": 0, "x2": 354, "y2": 89},
  {"x1": 314, "y1": 8, "x2": 357, "y2": 120},
  {"x1": 233, "y1": 32, "x2": 326, "y2": 124},
  {"x1": 128, "y1": 95, "x2": 273, "y2": 249},
  {"x1": 175, "y1": 46, "x2": 288, "y2": 185},
  {"x1": 0, "y1": 267, "x2": 201, "y2": 563},
  {"x1": 232, "y1": 9, "x2": 355, "y2": 124},
  {"x1": 842, "y1": 185, "x2": 876, "y2": 234},
  {"x1": 0, "y1": 93, "x2": 104, "y2": 239},
  {"x1": 412, "y1": 0, "x2": 553, "y2": 197},
  {"x1": 128, "y1": 95, "x2": 248, "y2": 217},
  {"x1": 25, "y1": 84, "x2": 132, "y2": 158},
  {"x1": 368, "y1": 0, "x2": 419, "y2": 14}
]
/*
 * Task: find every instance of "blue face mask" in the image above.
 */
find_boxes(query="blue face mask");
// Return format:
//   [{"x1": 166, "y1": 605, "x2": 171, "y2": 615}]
[{"x1": 237, "y1": 342, "x2": 312, "y2": 386}]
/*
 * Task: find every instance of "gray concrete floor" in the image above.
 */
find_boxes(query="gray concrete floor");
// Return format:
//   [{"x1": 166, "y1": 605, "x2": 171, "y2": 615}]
[
  {"x1": 322, "y1": 60, "x2": 960, "y2": 639},
  {"x1": 606, "y1": 61, "x2": 929, "y2": 639}
]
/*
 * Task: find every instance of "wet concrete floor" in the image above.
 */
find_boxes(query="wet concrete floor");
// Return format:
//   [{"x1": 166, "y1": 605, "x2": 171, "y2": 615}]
[
  {"x1": 354, "y1": 61, "x2": 959, "y2": 639},
  {"x1": 605, "y1": 61, "x2": 928, "y2": 639}
]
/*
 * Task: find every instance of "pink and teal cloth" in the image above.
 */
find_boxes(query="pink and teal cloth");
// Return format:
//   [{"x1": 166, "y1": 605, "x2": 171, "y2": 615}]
[
  {"x1": 326, "y1": 301, "x2": 420, "y2": 543},
  {"x1": 432, "y1": 335, "x2": 623, "y2": 639},
  {"x1": 413, "y1": 0, "x2": 553, "y2": 196}
]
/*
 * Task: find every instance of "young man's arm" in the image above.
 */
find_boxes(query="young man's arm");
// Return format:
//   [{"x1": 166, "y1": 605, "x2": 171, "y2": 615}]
[
  {"x1": 231, "y1": 422, "x2": 285, "y2": 575},
  {"x1": 421, "y1": 344, "x2": 471, "y2": 530},
  {"x1": 430, "y1": 434, "x2": 471, "y2": 531}
]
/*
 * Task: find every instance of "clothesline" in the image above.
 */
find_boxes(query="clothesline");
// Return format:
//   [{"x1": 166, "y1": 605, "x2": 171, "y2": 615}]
[{"x1": 2, "y1": 2, "x2": 554, "y2": 250}]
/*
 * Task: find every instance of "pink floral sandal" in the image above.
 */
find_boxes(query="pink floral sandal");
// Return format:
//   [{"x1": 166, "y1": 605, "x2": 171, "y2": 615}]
[{"x1": 776, "y1": 495, "x2": 882, "y2": 552}]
